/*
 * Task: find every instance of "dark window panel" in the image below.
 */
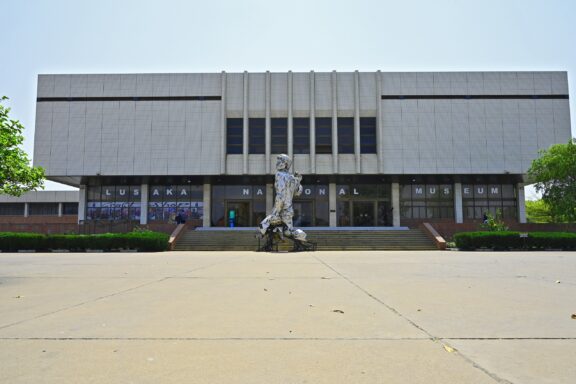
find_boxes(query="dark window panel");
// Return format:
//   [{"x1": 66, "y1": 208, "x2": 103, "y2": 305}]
[
  {"x1": 226, "y1": 118, "x2": 244, "y2": 154},
  {"x1": 0, "y1": 203, "x2": 25, "y2": 216},
  {"x1": 62, "y1": 203, "x2": 78, "y2": 215},
  {"x1": 271, "y1": 118, "x2": 288, "y2": 154},
  {"x1": 338, "y1": 117, "x2": 354, "y2": 154},
  {"x1": 28, "y1": 203, "x2": 59, "y2": 216},
  {"x1": 315, "y1": 118, "x2": 332, "y2": 154},
  {"x1": 293, "y1": 118, "x2": 310, "y2": 154},
  {"x1": 360, "y1": 117, "x2": 377, "y2": 154},
  {"x1": 249, "y1": 118, "x2": 265, "y2": 154}
]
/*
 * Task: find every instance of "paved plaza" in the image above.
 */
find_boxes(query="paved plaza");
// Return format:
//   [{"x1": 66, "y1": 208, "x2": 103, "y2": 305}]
[{"x1": 0, "y1": 250, "x2": 575, "y2": 383}]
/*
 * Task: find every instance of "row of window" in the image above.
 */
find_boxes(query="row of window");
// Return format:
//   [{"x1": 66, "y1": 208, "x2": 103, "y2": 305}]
[
  {"x1": 400, "y1": 183, "x2": 517, "y2": 219},
  {"x1": 0, "y1": 203, "x2": 78, "y2": 216},
  {"x1": 226, "y1": 117, "x2": 377, "y2": 155}
]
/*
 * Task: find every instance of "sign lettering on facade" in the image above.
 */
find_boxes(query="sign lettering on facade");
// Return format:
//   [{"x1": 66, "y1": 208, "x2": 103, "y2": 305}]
[{"x1": 462, "y1": 185, "x2": 506, "y2": 198}]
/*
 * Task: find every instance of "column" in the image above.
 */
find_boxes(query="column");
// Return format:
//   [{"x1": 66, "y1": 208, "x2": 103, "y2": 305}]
[
  {"x1": 243, "y1": 71, "x2": 249, "y2": 174},
  {"x1": 392, "y1": 182, "x2": 400, "y2": 227},
  {"x1": 287, "y1": 70, "x2": 293, "y2": 159},
  {"x1": 265, "y1": 71, "x2": 271, "y2": 174},
  {"x1": 331, "y1": 70, "x2": 338, "y2": 173},
  {"x1": 58, "y1": 203, "x2": 63, "y2": 217},
  {"x1": 329, "y1": 182, "x2": 337, "y2": 227},
  {"x1": 203, "y1": 183, "x2": 211, "y2": 227},
  {"x1": 354, "y1": 70, "x2": 361, "y2": 173},
  {"x1": 454, "y1": 182, "x2": 463, "y2": 223},
  {"x1": 309, "y1": 71, "x2": 316, "y2": 174},
  {"x1": 220, "y1": 71, "x2": 227, "y2": 174},
  {"x1": 517, "y1": 183, "x2": 526, "y2": 223},
  {"x1": 140, "y1": 183, "x2": 148, "y2": 225},
  {"x1": 266, "y1": 183, "x2": 274, "y2": 214},
  {"x1": 376, "y1": 70, "x2": 383, "y2": 173},
  {"x1": 24, "y1": 202, "x2": 29, "y2": 218},
  {"x1": 78, "y1": 185, "x2": 86, "y2": 224}
]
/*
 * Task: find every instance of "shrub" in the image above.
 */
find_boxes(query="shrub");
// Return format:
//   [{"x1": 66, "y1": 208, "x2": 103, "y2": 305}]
[
  {"x1": 0, "y1": 232, "x2": 45, "y2": 251},
  {"x1": 0, "y1": 231, "x2": 169, "y2": 252},
  {"x1": 479, "y1": 209, "x2": 509, "y2": 232},
  {"x1": 454, "y1": 231, "x2": 576, "y2": 251}
]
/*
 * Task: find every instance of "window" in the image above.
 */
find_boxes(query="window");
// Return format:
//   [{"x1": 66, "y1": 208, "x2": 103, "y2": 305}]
[
  {"x1": 28, "y1": 203, "x2": 59, "y2": 216},
  {"x1": 271, "y1": 118, "x2": 287, "y2": 154},
  {"x1": 148, "y1": 185, "x2": 203, "y2": 222},
  {"x1": 210, "y1": 185, "x2": 266, "y2": 227},
  {"x1": 249, "y1": 118, "x2": 265, "y2": 154},
  {"x1": 293, "y1": 184, "x2": 329, "y2": 226},
  {"x1": 87, "y1": 185, "x2": 141, "y2": 221},
  {"x1": 293, "y1": 118, "x2": 310, "y2": 154},
  {"x1": 315, "y1": 117, "x2": 332, "y2": 154},
  {"x1": 337, "y1": 117, "x2": 354, "y2": 154},
  {"x1": 360, "y1": 117, "x2": 377, "y2": 154},
  {"x1": 62, "y1": 203, "x2": 78, "y2": 215},
  {"x1": 226, "y1": 118, "x2": 243, "y2": 154},
  {"x1": 463, "y1": 184, "x2": 517, "y2": 219},
  {"x1": 400, "y1": 184, "x2": 454, "y2": 219},
  {"x1": 0, "y1": 203, "x2": 24, "y2": 216}
]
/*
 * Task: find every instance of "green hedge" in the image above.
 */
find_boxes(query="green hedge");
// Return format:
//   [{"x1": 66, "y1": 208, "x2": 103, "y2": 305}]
[
  {"x1": 454, "y1": 231, "x2": 576, "y2": 251},
  {"x1": 0, "y1": 231, "x2": 169, "y2": 252}
]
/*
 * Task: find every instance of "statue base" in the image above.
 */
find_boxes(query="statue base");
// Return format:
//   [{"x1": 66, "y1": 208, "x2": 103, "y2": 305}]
[{"x1": 257, "y1": 224, "x2": 316, "y2": 252}]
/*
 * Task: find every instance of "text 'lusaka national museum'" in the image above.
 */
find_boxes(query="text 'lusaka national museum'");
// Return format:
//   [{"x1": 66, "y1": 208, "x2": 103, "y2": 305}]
[{"x1": 20, "y1": 71, "x2": 573, "y2": 230}]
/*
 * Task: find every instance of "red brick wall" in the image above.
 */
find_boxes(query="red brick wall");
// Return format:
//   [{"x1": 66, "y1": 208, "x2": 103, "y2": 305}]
[
  {"x1": 0, "y1": 215, "x2": 78, "y2": 234},
  {"x1": 0, "y1": 216, "x2": 200, "y2": 235}
]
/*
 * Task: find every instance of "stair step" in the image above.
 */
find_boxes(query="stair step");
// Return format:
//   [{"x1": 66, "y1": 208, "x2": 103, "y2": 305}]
[{"x1": 173, "y1": 228, "x2": 437, "y2": 251}]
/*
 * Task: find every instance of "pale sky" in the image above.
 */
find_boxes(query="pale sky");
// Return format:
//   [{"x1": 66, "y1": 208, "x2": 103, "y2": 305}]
[{"x1": 2, "y1": 0, "x2": 575, "y2": 199}]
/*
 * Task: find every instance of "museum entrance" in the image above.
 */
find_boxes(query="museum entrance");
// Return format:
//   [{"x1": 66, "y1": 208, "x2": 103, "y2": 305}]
[
  {"x1": 336, "y1": 184, "x2": 392, "y2": 227},
  {"x1": 353, "y1": 201, "x2": 374, "y2": 226},
  {"x1": 338, "y1": 200, "x2": 392, "y2": 226},
  {"x1": 225, "y1": 201, "x2": 251, "y2": 227}
]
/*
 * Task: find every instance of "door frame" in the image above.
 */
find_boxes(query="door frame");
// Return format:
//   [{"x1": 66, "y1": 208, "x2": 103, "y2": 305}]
[{"x1": 225, "y1": 200, "x2": 252, "y2": 227}]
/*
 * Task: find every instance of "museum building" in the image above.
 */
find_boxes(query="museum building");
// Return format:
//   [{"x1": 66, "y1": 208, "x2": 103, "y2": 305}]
[{"x1": 17, "y1": 71, "x2": 571, "y2": 228}]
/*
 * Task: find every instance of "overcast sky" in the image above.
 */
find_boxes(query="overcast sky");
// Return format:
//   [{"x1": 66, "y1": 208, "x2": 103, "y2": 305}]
[{"x1": 2, "y1": 0, "x2": 575, "y2": 198}]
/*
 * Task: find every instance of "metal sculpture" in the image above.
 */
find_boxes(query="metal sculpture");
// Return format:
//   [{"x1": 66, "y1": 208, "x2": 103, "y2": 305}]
[{"x1": 258, "y1": 154, "x2": 315, "y2": 252}]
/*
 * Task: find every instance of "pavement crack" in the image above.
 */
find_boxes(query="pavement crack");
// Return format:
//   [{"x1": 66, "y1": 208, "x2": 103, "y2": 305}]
[{"x1": 313, "y1": 255, "x2": 514, "y2": 384}]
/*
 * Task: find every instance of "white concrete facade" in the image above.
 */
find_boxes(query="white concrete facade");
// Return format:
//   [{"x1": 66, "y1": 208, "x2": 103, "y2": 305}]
[
  {"x1": 34, "y1": 71, "x2": 571, "y2": 184},
  {"x1": 0, "y1": 190, "x2": 79, "y2": 203}
]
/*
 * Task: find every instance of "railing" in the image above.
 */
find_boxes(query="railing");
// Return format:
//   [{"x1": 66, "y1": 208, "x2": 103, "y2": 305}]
[{"x1": 420, "y1": 223, "x2": 447, "y2": 250}]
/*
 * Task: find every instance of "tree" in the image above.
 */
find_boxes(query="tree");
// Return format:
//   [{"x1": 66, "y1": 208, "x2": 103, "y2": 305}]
[
  {"x1": 528, "y1": 139, "x2": 576, "y2": 223},
  {"x1": 525, "y1": 199, "x2": 553, "y2": 223},
  {"x1": 0, "y1": 96, "x2": 45, "y2": 196}
]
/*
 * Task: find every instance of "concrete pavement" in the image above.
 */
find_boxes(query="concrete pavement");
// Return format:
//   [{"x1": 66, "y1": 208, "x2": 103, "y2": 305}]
[{"x1": 0, "y1": 250, "x2": 575, "y2": 383}]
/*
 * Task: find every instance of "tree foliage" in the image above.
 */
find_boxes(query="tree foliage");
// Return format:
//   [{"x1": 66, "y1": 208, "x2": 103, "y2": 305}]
[
  {"x1": 525, "y1": 199, "x2": 553, "y2": 223},
  {"x1": 528, "y1": 139, "x2": 576, "y2": 223},
  {"x1": 0, "y1": 96, "x2": 45, "y2": 196}
]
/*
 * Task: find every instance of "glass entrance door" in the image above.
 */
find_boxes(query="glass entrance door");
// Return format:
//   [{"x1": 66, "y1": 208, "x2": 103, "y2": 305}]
[
  {"x1": 226, "y1": 201, "x2": 251, "y2": 227},
  {"x1": 352, "y1": 201, "x2": 375, "y2": 226},
  {"x1": 377, "y1": 201, "x2": 392, "y2": 226},
  {"x1": 293, "y1": 201, "x2": 314, "y2": 227}
]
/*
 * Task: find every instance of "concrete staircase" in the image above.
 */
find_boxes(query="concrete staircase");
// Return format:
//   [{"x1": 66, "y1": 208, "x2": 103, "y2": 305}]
[{"x1": 173, "y1": 228, "x2": 437, "y2": 251}]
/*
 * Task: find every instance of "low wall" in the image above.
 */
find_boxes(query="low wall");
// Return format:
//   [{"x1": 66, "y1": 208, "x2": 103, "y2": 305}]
[
  {"x1": 432, "y1": 222, "x2": 576, "y2": 240},
  {"x1": 0, "y1": 216, "x2": 200, "y2": 235},
  {"x1": 0, "y1": 216, "x2": 78, "y2": 234}
]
